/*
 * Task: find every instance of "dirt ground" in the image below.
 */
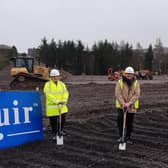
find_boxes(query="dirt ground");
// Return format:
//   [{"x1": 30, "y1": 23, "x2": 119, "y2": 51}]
[{"x1": 0, "y1": 67, "x2": 168, "y2": 168}]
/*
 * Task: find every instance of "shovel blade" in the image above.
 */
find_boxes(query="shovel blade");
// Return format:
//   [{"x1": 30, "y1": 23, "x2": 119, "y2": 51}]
[
  {"x1": 57, "y1": 136, "x2": 63, "y2": 145},
  {"x1": 119, "y1": 142, "x2": 126, "y2": 150}
]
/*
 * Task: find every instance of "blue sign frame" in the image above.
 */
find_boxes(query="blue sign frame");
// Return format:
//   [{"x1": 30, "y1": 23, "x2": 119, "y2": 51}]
[{"x1": 0, "y1": 91, "x2": 43, "y2": 149}]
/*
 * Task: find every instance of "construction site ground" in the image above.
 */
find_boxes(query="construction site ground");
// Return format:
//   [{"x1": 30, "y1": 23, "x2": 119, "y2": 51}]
[{"x1": 0, "y1": 67, "x2": 168, "y2": 168}]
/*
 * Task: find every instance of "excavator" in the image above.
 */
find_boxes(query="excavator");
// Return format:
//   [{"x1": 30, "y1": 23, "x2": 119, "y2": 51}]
[
  {"x1": 107, "y1": 67, "x2": 121, "y2": 81},
  {"x1": 10, "y1": 56, "x2": 49, "y2": 90},
  {"x1": 135, "y1": 69, "x2": 153, "y2": 80}
]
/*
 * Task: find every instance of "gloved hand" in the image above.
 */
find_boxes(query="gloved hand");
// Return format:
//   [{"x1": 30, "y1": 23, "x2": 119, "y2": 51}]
[
  {"x1": 123, "y1": 102, "x2": 130, "y2": 109},
  {"x1": 57, "y1": 102, "x2": 66, "y2": 109},
  {"x1": 58, "y1": 101, "x2": 66, "y2": 105}
]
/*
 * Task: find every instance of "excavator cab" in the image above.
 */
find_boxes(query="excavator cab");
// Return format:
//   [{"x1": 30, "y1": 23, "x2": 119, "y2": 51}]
[
  {"x1": 10, "y1": 57, "x2": 34, "y2": 76},
  {"x1": 107, "y1": 67, "x2": 121, "y2": 81}
]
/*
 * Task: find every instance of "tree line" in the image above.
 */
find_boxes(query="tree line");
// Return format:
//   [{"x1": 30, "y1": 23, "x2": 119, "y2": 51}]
[{"x1": 38, "y1": 38, "x2": 168, "y2": 75}]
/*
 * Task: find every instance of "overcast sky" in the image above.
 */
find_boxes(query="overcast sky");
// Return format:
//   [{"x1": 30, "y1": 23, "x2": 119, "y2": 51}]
[{"x1": 0, "y1": 0, "x2": 168, "y2": 52}]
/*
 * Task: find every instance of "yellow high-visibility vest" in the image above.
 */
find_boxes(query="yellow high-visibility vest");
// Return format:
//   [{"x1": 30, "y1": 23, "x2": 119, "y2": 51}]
[
  {"x1": 43, "y1": 80, "x2": 69, "y2": 117},
  {"x1": 115, "y1": 79, "x2": 139, "y2": 109}
]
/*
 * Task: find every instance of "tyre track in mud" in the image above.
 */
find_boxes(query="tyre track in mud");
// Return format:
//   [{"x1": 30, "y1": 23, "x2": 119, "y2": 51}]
[{"x1": 64, "y1": 113, "x2": 168, "y2": 168}]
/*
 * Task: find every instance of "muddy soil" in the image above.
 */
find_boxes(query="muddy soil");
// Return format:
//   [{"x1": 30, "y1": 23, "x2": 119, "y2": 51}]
[{"x1": 0, "y1": 68, "x2": 168, "y2": 168}]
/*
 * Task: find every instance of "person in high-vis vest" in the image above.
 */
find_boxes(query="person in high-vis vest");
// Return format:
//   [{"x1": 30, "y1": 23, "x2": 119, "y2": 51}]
[
  {"x1": 43, "y1": 69, "x2": 69, "y2": 140},
  {"x1": 115, "y1": 66, "x2": 140, "y2": 144}
]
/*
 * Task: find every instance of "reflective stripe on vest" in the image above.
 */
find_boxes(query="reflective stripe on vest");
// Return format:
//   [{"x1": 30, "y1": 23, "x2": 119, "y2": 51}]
[{"x1": 115, "y1": 79, "x2": 139, "y2": 109}]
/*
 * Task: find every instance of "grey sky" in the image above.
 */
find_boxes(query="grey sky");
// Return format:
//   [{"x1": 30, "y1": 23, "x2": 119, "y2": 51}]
[{"x1": 0, "y1": 0, "x2": 168, "y2": 52}]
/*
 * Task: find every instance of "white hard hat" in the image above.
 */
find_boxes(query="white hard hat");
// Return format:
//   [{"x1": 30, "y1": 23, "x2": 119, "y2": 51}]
[
  {"x1": 50, "y1": 69, "x2": 60, "y2": 76},
  {"x1": 125, "y1": 66, "x2": 134, "y2": 74}
]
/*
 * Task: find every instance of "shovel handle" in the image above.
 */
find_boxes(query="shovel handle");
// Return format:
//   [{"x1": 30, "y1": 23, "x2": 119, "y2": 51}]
[
  {"x1": 121, "y1": 108, "x2": 127, "y2": 142},
  {"x1": 57, "y1": 105, "x2": 62, "y2": 136},
  {"x1": 123, "y1": 109, "x2": 127, "y2": 129}
]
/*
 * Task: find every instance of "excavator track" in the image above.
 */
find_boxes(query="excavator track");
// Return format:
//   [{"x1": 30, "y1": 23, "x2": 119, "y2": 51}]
[{"x1": 10, "y1": 72, "x2": 48, "y2": 90}]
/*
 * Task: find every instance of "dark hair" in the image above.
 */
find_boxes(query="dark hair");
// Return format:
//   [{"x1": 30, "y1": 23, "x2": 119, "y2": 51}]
[{"x1": 123, "y1": 76, "x2": 135, "y2": 88}]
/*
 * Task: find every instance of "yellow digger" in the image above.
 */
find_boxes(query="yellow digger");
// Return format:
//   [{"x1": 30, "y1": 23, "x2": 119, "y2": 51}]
[
  {"x1": 135, "y1": 69, "x2": 153, "y2": 80},
  {"x1": 10, "y1": 56, "x2": 49, "y2": 90}
]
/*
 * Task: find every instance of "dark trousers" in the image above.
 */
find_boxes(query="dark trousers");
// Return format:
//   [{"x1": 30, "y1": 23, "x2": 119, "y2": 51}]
[
  {"x1": 49, "y1": 113, "x2": 66, "y2": 135},
  {"x1": 117, "y1": 108, "x2": 135, "y2": 138}
]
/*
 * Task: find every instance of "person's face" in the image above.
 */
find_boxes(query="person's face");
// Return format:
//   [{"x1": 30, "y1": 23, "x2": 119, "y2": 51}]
[
  {"x1": 51, "y1": 76, "x2": 60, "y2": 82},
  {"x1": 125, "y1": 73, "x2": 134, "y2": 80}
]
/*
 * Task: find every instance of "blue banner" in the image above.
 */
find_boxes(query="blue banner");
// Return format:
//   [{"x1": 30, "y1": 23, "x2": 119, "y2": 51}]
[{"x1": 0, "y1": 91, "x2": 43, "y2": 149}]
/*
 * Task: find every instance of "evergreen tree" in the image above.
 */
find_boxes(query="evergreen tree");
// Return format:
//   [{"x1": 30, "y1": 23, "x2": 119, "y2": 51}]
[
  {"x1": 119, "y1": 42, "x2": 133, "y2": 69},
  {"x1": 133, "y1": 42, "x2": 144, "y2": 70},
  {"x1": 49, "y1": 39, "x2": 57, "y2": 68},
  {"x1": 75, "y1": 40, "x2": 84, "y2": 74},
  {"x1": 38, "y1": 37, "x2": 154, "y2": 75},
  {"x1": 11, "y1": 46, "x2": 18, "y2": 57},
  {"x1": 39, "y1": 37, "x2": 50, "y2": 67},
  {"x1": 144, "y1": 45, "x2": 153, "y2": 71}
]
